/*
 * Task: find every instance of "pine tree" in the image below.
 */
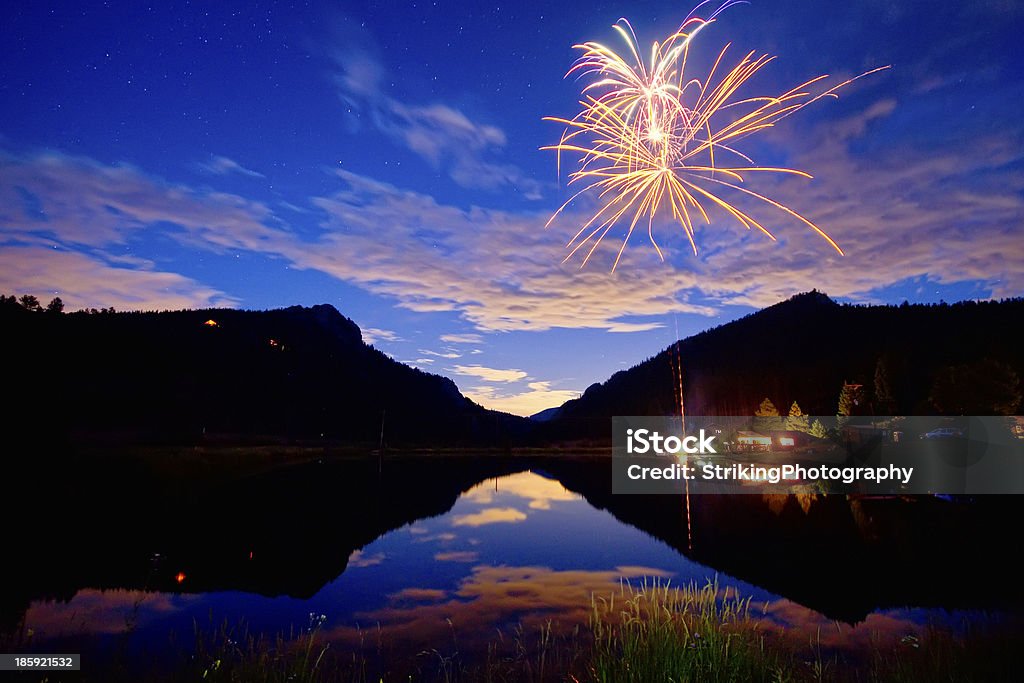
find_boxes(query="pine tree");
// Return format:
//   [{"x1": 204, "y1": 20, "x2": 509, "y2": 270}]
[
  {"x1": 810, "y1": 419, "x2": 827, "y2": 439},
  {"x1": 837, "y1": 382, "x2": 863, "y2": 427},
  {"x1": 18, "y1": 294, "x2": 41, "y2": 311},
  {"x1": 873, "y1": 355, "x2": 896, "y2": 415},
  {"x1": 753, "y1": 397, "x2": 781, "y2": 433},
  {"x1": 786, "y1": 400, "x2": 810, "y2": 433}
]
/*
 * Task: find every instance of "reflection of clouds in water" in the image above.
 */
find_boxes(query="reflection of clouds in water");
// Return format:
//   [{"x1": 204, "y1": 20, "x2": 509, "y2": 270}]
[
  {"x1": 389, "y1": 588, "x2": 448, "y2": 602},
  {"x1": 758, "y1": 599, "x2": 939, "y2": 650},
  {"x1": 321, "y1": 565, "x2": 954, "y2": 662},
  {"x1": 321, "y1": 565, "x2": 673, "y2": 651},
  {"x1": 433, "y1": 551, "x2": 479, "y2": 563},
  {"x1": 25, "y1": 589, "x2": 197, "y2": 637},
  {"x1": 451, "y1": 472, "x2": 577, "y2": 527},
  {"x1": 451, "y1": 507, "x2": 526, "y2": 527},
  {"x1": 463, "y1": 471, "x2": 578, "y2": 511},
  {"x1": 347, "y1": 549, "x2": 386, "y2": 567},
  {"x1": 412, "y1": 532, "x2": 457, "y2": 544}
]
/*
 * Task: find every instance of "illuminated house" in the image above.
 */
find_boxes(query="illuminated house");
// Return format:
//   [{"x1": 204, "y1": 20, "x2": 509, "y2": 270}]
[
  {"x1": 737, "y1": 430, "x2": 808, "y2": 451},
  {"x1": 736, "y1": 431, "x2": 772, "y2": 451},
  {"x1": 769, "y1": 430, "x2": 806, "y2": 447},
  {"x1": 203, "y1": 319, "x2": 219, "y2": 327}
]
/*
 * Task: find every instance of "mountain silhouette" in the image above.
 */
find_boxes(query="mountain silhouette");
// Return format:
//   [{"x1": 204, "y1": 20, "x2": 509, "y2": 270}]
[
  {"x1": 1, "y1": 301, "x2": 525, "y2": 447},
  {"x1": 540, "y1": 291, "x2": 1024, "y2": 441},
  {"x1": 5, "y1": 292, "x2": 1020, "y2": 448}
]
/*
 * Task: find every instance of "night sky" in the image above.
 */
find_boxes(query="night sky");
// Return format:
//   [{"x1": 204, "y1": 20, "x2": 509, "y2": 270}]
[{"x1": 2, "y1": 1, "x2": 1022, "y2": 415}]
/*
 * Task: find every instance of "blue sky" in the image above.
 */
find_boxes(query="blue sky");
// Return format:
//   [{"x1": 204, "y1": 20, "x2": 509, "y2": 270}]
[{"x1": 2, "y1": 1, "x2": 1022, "y2": 415}]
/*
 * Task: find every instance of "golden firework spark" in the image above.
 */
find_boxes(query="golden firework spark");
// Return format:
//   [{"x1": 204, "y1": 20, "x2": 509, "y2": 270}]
[{"x1": 544, "y1": 2, "x2": 888, "y2": 270}]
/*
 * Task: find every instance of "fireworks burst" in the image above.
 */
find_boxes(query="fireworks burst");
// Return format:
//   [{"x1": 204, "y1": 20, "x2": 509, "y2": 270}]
[{"x1": 544, "y1": 1, "x2": 888, "y2": 270}]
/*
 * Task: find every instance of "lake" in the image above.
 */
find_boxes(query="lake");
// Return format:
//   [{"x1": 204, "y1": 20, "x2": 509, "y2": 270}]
[{"x1": 3, "y1": 453, "x2": 1022, "y2": 680}]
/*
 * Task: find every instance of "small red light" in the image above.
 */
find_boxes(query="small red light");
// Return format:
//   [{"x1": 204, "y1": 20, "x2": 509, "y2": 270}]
[{"x1": 175, "y1": 572, "x2": 186, "y2": 584}]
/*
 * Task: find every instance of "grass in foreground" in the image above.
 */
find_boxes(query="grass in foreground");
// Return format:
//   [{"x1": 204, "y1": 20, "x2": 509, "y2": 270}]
[
  {"x1": 8, "y1": 581, "x2": 1019, "y2": 682},
  {"x1": 585, "y1": 579, "x2": 787, "y2": 682},
  {"x1": 181, "y1": 580, "x2": 1019, "y2": 682}
]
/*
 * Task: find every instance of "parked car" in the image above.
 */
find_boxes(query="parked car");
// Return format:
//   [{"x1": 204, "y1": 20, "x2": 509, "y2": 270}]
[{"x1": 920, "y1": 427, "x2": 965, "y2": 440}]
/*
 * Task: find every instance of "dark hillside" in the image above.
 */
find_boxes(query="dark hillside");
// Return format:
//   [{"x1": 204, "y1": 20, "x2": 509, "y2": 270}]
[
  {"x1": 1, "y1": 301, "x2": 524, "y2": 447},
  {"x1": 543, "y1": 292, "x2": 1024, "y2": 440}
]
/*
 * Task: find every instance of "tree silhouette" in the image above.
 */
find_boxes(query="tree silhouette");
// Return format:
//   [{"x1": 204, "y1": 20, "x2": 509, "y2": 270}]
[
  {"x1": 19, "y1": 295, "x2": 41, "y2": 311},
  {"x1": 46, "y1": 297, "x2": 65, "y2": 314}
]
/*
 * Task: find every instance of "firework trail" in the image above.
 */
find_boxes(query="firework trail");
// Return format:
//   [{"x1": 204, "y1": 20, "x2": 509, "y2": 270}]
[{"x1": 544, "y1": 0, "x2": 888, "y2": 270}]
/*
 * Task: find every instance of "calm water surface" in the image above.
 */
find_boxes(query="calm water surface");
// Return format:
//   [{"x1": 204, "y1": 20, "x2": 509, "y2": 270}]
[{"x1": 15, "y1": 462, "x2": 1018, "y2": 675}]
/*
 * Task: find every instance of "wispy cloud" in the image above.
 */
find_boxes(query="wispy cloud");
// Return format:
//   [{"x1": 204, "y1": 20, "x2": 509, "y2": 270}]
[
  {"x1": 197, "y1": 155, "x2": 265, "y2": 179},
  {"x1": 5, "y1": 110, "x2": 1024, "y2": 334},
  {"x1": 452, "y1": 365, "x2": 528, "y2": 383},
  {"x1": 440, "y1": 333, "x2": 484, "y2": 344},
  {"x1": 1, "y1": 149, "x2": 286, "y2": 251},
  {"x1": 331, "y1": 48, "x2": 544, "y2": 200},
  {"x1": 0, "y1": 148, "x2": 290, "y2": 310},
  {"x1": 362, "y1": 326, "x2": 402, "y2": 345},
  {"x1": 0, "y1": 245, "x2": 235, "y2": 311},
  {"x1": 685, "y1": 99, "x2": 1024, "y2": 307},
  {"x1": 420, "y1": 348, "x2": 462, "y2": 359},
  {"x1": 296, "y1": 169, "x2": 718, "y2": 332}
]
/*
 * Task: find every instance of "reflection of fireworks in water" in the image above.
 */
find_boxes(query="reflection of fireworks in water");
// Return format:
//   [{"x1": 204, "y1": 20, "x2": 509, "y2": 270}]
[
  {"x1": 544, "y1": 1, "x2": 888, "y2": 270},
  {"x1": 670, "y1": 337, "x2": 693, "y2": 551}
]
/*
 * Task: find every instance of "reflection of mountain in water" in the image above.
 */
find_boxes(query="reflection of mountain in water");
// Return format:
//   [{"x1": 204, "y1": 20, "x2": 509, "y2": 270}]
[
  {"x1": 2, "y1": 455, "x2": 524, "y2": 631},
  {"x1": 544, "y1": 458, "x2": 1023, "y2": 622},
  {"x1": 5, "y1": 455, "x2": 1021, "y2": 631}
]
